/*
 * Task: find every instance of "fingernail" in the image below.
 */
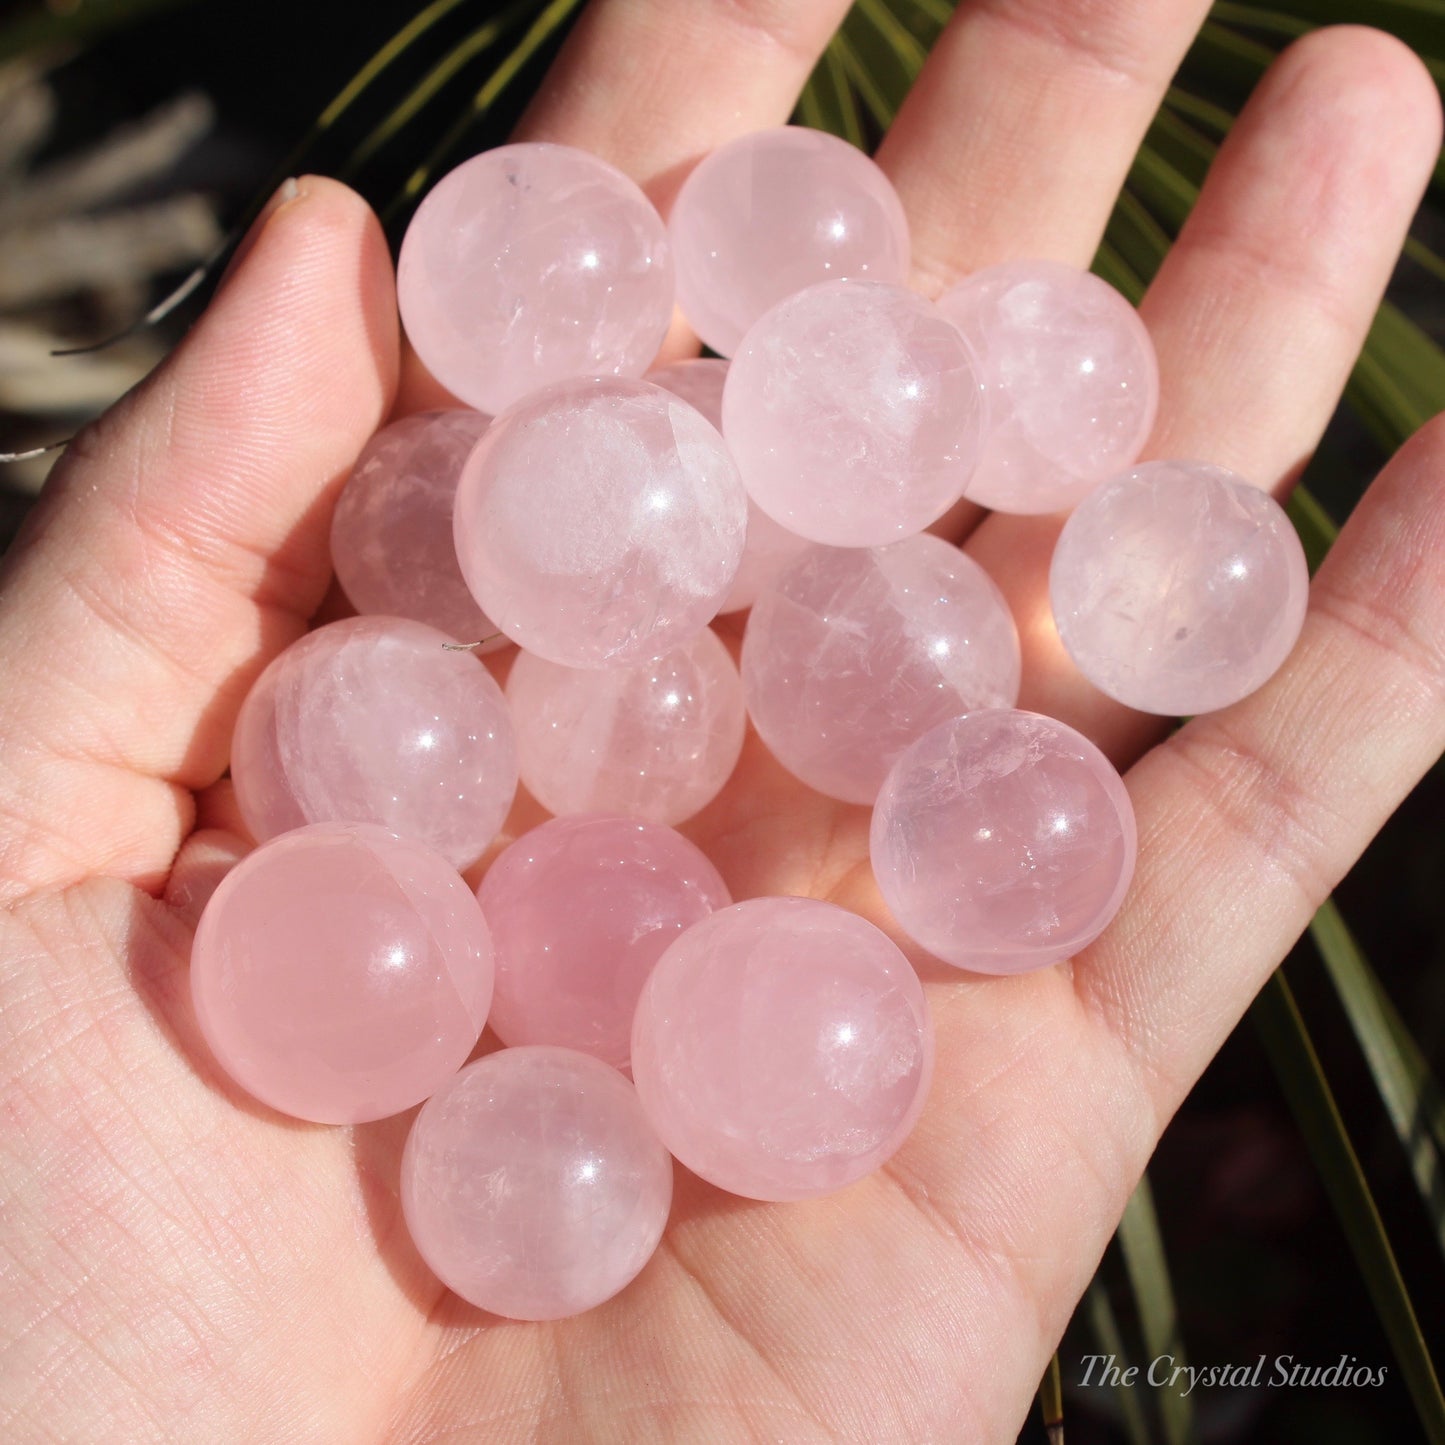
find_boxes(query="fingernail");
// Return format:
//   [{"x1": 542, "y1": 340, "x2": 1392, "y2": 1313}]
[{"x1": 218, "y1": 177, "x2": 303, "y2": 290}]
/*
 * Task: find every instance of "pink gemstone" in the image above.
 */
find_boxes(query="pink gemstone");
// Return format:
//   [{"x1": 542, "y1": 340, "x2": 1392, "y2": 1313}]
[
  {"x1": 479, "y1": 815, "x2": 731, "y2": 1070},
  {"x1": 191, "y1": 823, "x2": 493, "y2": 1124},
  {"x1": 668, "y1": 127, "x2": 910, "y2": 358},
  {"x1": 742, "y1": 535, "x2": 1021, "y2": 803},
  {"x1": 937, "y1": 260, "x2": 1159, "y2": 514},
  {"x1": 1049, "y1": 460, "x2": 1311, "y2": 715},
  {"x1": 722, "y1": 280, "x2": 986, "y2": 547},
  {"x1": 401, "y1": 1046, "x2": 673, "y2": 1320},
  {"x1": 330, "y1": 410, "x2": 505, "y2": 649},
  {"x1": 630, "y1": 897, "x2": 933, "y2": 1201},
  {"x1": 397, "y1": 143, "x2": 674, "y2": 415},
  {"x1": 506, "y1": 627, "x2": 745, "y2": 825},
  {"x1": 230, "y1": 616, "x2": 517, "y2": 870},
  {"x1": 870, "y1": 710, "x2": 1137, "y2": 974},
  {"x1": 454, "y1": 378, "x2": 747, "y2": 668}
]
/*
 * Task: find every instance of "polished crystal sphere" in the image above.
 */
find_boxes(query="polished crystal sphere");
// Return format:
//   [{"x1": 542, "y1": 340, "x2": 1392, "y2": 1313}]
[
  {"x1": 668, "y1": 126, "x2": 910, "y2": 357},
  {"x1": 230, "y1": 616, "x2": 517, "y2": 870},
  {"x1": 938, "y1": 260, "x2": 1159, "y2": 514},
  {"x1": 329, "y1": 410, "x2": 504, "y2": 649},
  {"x1": 1049, "y1": 460, "x2": 1311, "y2": 715},
  {"x1": 397, "y1": 143, "x2": 673, "y2": 414},
  {"x1": 742, "y1": 534, "x2": 1020, "y2": 803},
  {"x1": 402, "y1": 1046, "x2": 673, "y2": 1320},
  {"x1": 630, "y1": 897, "x2": 933, "y2": 1201},
  {"x1": 479, "y1": 815, "x2": 731, "y2": 1070},
  {"x1": 506, "y1": 627, "x2": 745, "y2": 825},
  {"x1": 454, "y1": 377, "x2": 747, "y2": 668},
  {"x1": 722, "y1": 280, "x2": 986, "y2": 547},
  {"x1": 191, "y1": 823, "x2": 494, "y2": 1124},
  {"x1": 870, "y1": 710, "x2": 1137, "y2": 974}
]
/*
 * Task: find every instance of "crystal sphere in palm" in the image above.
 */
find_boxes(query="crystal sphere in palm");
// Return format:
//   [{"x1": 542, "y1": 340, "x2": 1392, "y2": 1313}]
[{"x1": 397, "y1": 143, "x2": 673, "y2": 414}]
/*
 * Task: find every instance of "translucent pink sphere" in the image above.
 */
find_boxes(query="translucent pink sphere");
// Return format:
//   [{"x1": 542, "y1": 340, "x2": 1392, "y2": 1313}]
[
  {"x1": 329, "y1": 410, "x2": 504, "y2": 649},
  {"x1": 743, "y1": 535, "x2": 1021, "y2": 803},
  {"x1": 506, "y1": 628, "x2": 745, "y2": 825},
  {"x1": 454, "y1": 378, "x2": 747, "y2": 668},
  {"x1": 668, "y1": 127, "x2": 911, "y2": 358},
  {"x1": 191, "y1": 823, "x2": 493, "y2": 1124},
  {"x1": 722, "y1": 280, "x2": 986, "y2": 547},
  {"x1": 479, "y1": 815, "x2": 731, "y2": 1070},
  {"x1": 630, "y1": 897, "x2": 933, "y2": 1201},
  {"x1": 397, "y1": 143, "x2": 673, "y2": 415},
  {"x1": 870, "y1": 710, "x2": 1137, "y2": 974},
  {"x1": 938, "y1": 260, "x2": 1159, "y2": 514},
  {"x1": 230, "y1": 616, "x2": 517, "y2": 871},
  {"x1": 402, "y1": 1047, "x2": 672, "y2": 1320},
  {"x1": 1049, "y1": 460, "x2": 1311, "y2": 715},
  {"x1": 648, "y1": 358, "x2": 810, "y2": 612}
]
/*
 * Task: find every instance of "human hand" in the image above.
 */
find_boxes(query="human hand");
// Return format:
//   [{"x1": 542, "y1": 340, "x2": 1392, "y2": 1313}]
[{"x1": 2, "y1": 3, "x2": 1443, "y2": 1441}]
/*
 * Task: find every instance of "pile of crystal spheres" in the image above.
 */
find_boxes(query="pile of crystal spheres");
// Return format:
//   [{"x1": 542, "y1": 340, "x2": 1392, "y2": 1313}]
[{"x1": 193, "y1": 127, "x2": 1310, "y2": 1320}]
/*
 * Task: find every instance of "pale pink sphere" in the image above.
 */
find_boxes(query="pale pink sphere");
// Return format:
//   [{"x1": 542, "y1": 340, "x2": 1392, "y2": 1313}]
[
  {"x1": 870, "y1": 710, "x2": 1137, "y2": 974},
  {"x1": 722, "y1": 281, "x2": 986, "y2": 547},
  {"x1": 454, "y1": 378, "x2": 747, "y2": 668},
  {"x1": 330, "y1": 410, "x2": 505, "y2": 650},
  {"x1": 938, "y1": 260, "x2": 1159, "y2": 514},
  {"x1": 630, "y1": 897, "x2": 933, "y2": 1201},
  {"x1": 1049, "y1": 460, "x2": 1311, "y2": 715},
  {"x1": 396, "y1": 143, "x2": 673, "y2": 415},
  {"x1": 230, "y1": 616, "x2": 517, "y2": 871},
  {"x1": 506, "y1": 628, "x2": 745, "y2": 825},
  {"x1": 647, "y1": 358, "x2": 811, "y2": 611},
  {"x1": 668, "y1": 127, "x2": 911, "y2": 358},
  {"x1": 402, "y1": 1046, "x2": 673, "y2": 1320},
  {"x1": 479, "y1": 815, "x2": 731, "y2": 1070},
  {"x1": 191, "y1": 823, "x2": 493, "y2": 1124},
  {"x1": 743, "y1": 535, "x2": 1021, "y2": 803}
]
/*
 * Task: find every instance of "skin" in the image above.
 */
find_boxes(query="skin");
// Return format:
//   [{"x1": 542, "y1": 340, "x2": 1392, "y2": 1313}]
[{"x1": 1, "y1": 2, "x2": 1443, "y2": 1440}]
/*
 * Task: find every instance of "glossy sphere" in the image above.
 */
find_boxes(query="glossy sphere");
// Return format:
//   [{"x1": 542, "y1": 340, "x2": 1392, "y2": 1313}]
[
  {"x1": 330, "y1": 410, "x2": 504, "y2": 649},
  {"x1": 506, "y1": 628, "x2": 745, "y2": 825},
  {"x1": 647, "y1": 358, "x2": 810, "y2": 611},
  {"x1": 870, "y1": 710, "x2": 1137, "y2": 974},
  {"x1": 938, "y1": 260, "x2": 1159, "y2": 514},
  {"x1": 669, "y1": 127, "x2": 910, "y2": 357},
  {"x1": 722, "y1": 281, "x2": 986, "y2": 547},
  {"x1": 1049, "y1": 460, "x2": 1311, "y2": 715},
  {"x1": 402, "y1": 1047, "x2": 673, "y2": 1319},
  {"x1": 192, "y1": 823, "x2": 493, "y2": 1124},
  {"x1": 231, "y1": 616, "x2": 517, "y2": 870},
  {"x1": 454, "y1": 378, "x2": 747, "y2": 668},
  {"x1": 397, "y1": 143, "x2": 673, "y2": 414},
  {"x1": 631, "y1": 897, "x2": 933, "y2": 1201},
  {"x1": 743, "y1": 535, "x2": 1021, "y2": 803},
  {"x1": 479, "y1": 816, "x2": 731, "y2": 1070}
]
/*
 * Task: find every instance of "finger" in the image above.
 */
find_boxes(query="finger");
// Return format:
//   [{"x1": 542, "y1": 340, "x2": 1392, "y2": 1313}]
[
  {"x1": 963, "y1": 26, "x2": 1442, "y2": 763},
  {"x1": 0, "y1": 178, "x2": 398, "y2": 902}
]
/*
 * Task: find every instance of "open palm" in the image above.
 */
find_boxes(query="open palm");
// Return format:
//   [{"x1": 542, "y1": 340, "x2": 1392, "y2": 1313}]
[{"x1": 3, "y1": 2, "x2": 1444, "y2": 1441}]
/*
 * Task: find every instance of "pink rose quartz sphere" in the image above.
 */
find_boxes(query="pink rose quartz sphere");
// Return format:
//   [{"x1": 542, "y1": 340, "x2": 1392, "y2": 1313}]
[
  {"x1": 630, "y1": 897, "x2": 933, "y2": 1201},
  {"x1": 401, "y1": 1046, "x2": 673, "y2": 1320},
  {"x1": 396, "y1": 143, "x2": 673, "y2": 415},
  {"x1": 668, "y1": 127, "x2": 910, "y2": 357},
  {"x1": 454, "y1": 378, "x2": 748, "y2": 669},
  {"x1": 230, "y1": 616, "x2": 517, "y2": 871},
  {"x1": 722, "y1": 280, "x2": 986, "y2": 547},
  {"x1": 742, "y1": 534, "x2": 1021, "y2": 803},
  {"x1": 479, "y1": 815, "x2": 731, "y2": 1070},
  {"x1": 938, "y1": 261, "x2": 1159, "y2": 515},
  {"x1": 1049, "y1": 460, "x2": 1311, "y2": 715},
  {"x1": 329, "y1": 410, "x2": 505, "y2": 650},
  {"x1": 870, "y1": 710, "x2": 1137, "y2": 974},
  {"x1": 191, "y1": 823, "x2": 493, "y2": 1124},
  {"x1": 506, "y1": 627, "x2": 745, "y2": 825}
]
